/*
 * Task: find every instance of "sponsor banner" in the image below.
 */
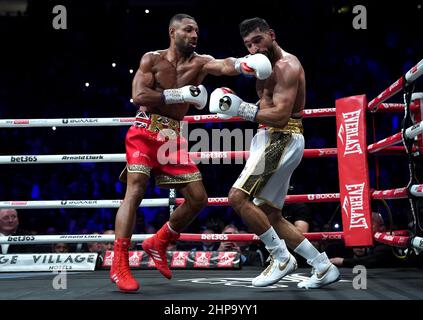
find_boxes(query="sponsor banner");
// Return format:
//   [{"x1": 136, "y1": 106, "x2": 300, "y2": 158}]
[
  {"x1": 0, "y1": 253, "x2": 97, "y2": 272},
  {"x1": 101, "y1": 251, "x2": 241, "y2": 269},
  {"x1": 171, "y1": 251, "x2": 189, "y2": 268},
  {"x1": 128, "y1": 251, "x2": 143, "y2": 267},
  {"x1": 336, "y1": 95, "x2": 373, "y2": 246},
  {"x1": 193, "y1": 251, "x2": 212, "y2": 268},
  {"x1": 217, "y1": 252, "x2": 238, "y2": 268}
]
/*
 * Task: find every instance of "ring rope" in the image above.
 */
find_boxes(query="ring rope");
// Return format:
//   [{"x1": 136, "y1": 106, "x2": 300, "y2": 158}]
[{"x1": 0, "y1": 102, "x2": 417, "y2": 129}]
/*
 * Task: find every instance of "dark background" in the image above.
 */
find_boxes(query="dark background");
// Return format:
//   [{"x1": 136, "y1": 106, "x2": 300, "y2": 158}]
[{"x1": 0, "y1": 0, "x2": 422, "y2": 235}]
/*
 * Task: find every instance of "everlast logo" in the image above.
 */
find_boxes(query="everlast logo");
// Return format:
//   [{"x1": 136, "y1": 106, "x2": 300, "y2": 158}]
[
  {"x1": 343, "y1": 183, "x2": 369, "y2": 230},
  {"x1": 338, "y1": 110, "x2": 363, "y2": 156},
  {"x1": 10, "y1": 156, "x2": 37, "y2": 163},
  {"x1": 8, "y1": 235, "x2": 35, "y2": 242}
]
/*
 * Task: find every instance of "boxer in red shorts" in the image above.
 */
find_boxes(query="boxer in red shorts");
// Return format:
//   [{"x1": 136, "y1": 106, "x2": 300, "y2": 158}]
[{"x1": 110, "y1": 13, "x2": 272, "y2": 292}]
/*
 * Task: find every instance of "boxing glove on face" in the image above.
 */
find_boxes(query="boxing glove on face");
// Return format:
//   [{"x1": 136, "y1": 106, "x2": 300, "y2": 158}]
[{"x1": 234, "y1": 53, "x2": 272, "y2": 80}]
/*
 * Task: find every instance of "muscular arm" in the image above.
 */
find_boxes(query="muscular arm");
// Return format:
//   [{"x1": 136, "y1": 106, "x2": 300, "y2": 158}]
[
  {"x1": 202, "y1": 56, "x2": 239, "y2": 76},
  {"x1": 132, "y1": 52, "x2": 164, "y2": 107},
  {"x1": 255, "y1": 62, "x2": 300, "y2": 128}
]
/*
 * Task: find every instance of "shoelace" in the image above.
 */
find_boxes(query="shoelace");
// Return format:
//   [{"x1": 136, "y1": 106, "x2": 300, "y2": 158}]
[
  {"x1": 262, "y1": 255, "x2": 275, "y2": 276},
  {"x1": 116, "y1": 253, "x2": 132, "y2": 280}
]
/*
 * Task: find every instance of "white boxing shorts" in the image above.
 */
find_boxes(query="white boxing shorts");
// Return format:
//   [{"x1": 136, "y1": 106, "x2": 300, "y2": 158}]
[{"x1": 232, "y1": 118, "x2": 304, "y2": 209}]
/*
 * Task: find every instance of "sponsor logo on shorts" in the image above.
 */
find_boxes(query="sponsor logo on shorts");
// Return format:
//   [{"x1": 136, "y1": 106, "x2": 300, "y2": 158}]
[{"x1": 10, "y1": 156, "x2": 37, "y2": 163}]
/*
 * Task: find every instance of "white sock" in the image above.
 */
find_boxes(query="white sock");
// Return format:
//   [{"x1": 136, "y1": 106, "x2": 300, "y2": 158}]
[
  {"x1": 259, "y1": 227, "x2": 289, "y2": 260},
  {"x1": 294, "y1": 239, "x2": 320, "y2": 262},
  {"x1": 294, "y1": 239, "x2": 329, "y2": 272}
]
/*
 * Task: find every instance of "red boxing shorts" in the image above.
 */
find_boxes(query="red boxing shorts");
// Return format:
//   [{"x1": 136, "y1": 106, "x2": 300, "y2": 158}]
[{"x1": 119, "y1": 111, "x2": 201, "y2": 187}]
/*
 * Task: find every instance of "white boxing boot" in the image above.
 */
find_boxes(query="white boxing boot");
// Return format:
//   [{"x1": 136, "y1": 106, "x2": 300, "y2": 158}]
[
  {"x1": 252, "y1": 248, "x2": 297, "y2": 287},
  {"x1": 297, "y1": 252, "x2": 340, "y2": 289}
]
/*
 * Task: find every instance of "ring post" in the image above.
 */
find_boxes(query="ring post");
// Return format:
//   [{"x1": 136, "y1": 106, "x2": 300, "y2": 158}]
[{"x1": 336, "y1": 95, "x2": 373, "y2": 247}]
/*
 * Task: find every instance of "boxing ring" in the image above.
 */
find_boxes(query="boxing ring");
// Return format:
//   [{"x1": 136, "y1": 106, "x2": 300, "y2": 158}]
[{"x1": 1, "y1": 58, "x2": 423, "y2": 300}]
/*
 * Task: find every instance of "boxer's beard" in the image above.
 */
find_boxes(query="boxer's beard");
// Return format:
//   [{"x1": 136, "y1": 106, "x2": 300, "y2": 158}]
[
  {"x1": 261, "y1": 47, "x2": 275, "y2": 63},
  {"x1": 176, "y1": 39, "x2": 195, "y2": 56}
]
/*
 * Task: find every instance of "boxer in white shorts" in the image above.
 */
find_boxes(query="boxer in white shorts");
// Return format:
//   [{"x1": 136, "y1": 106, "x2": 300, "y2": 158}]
[
  {"x1": 210, "y1": 17, "x2": 340, "y2": 289},
  {"x1": 234, "y1": 119, "x2": 304, "y2": 210}
]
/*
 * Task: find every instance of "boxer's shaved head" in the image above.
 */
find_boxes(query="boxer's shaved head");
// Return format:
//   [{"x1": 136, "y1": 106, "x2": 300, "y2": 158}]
[
  {"x1": 169, "y1": 13, "x2": 198, "y2": 56},
  {"x1": 169, "y1": 13, "x2": 196, "y2": 28}
]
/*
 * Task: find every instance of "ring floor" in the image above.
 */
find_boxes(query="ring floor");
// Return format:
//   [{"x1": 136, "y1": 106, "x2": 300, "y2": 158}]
[{"x1": 1, "y1": 267, "x2": 422, "y2": 300}]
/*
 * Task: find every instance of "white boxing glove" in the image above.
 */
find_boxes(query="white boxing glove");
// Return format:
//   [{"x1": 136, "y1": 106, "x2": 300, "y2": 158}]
[
  {"x1": 210, "y1": 87, "x2": 259, "y2": 122},
  {"x1": 234, "y1": 53, "x2": 272, "y2": 80},
  {"x1": 217, "y1": 113, "x2": 233, "y2": 120},
  {"x1": 162, "y1": 84, "x2": 208, "y2": 110}
]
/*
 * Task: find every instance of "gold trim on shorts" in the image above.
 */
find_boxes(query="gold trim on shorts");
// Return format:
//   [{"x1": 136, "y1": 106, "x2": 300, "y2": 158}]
[
  {"x1": 119, "y1": 164, "x2": 152, "y2": 183},
  {"x1": 237, "y1": 132, "x2": 292, "y2": 197},
  {"x1": 148, "y1": 113, "x2": 181, "y2": 138},
  {"x1": 263, "y1": 118, "x2": 304, "y2": 134},
  {"x1": 155, "y1": 172, "x2": 202, "y2": 186}
]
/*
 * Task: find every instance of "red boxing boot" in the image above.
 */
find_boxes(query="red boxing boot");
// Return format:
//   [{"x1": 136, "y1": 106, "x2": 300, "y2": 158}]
[
  {"x1": 110, "y1": 238, "x2": 139, "y2": 292},
  {"x1": 142, "y1": 222, "x2": 180, "y2": 279}
]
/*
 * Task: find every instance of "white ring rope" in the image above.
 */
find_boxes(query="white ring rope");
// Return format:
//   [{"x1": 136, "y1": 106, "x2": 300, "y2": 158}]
[
  {"x1": 405, "y1": 58, "x2": 423, "y2": 83},
  {"x1": 0, "y1": 199, "x2": 168, "y2": 209}
]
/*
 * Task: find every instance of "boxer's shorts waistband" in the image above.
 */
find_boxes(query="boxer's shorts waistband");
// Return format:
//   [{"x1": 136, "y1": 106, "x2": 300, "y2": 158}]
[
  {"x1": 134, "y1": 111, "x2": 181, "y2": 135},
  {"x1": 258, "y1": 117, "x2": 303, "y2": 134}
]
